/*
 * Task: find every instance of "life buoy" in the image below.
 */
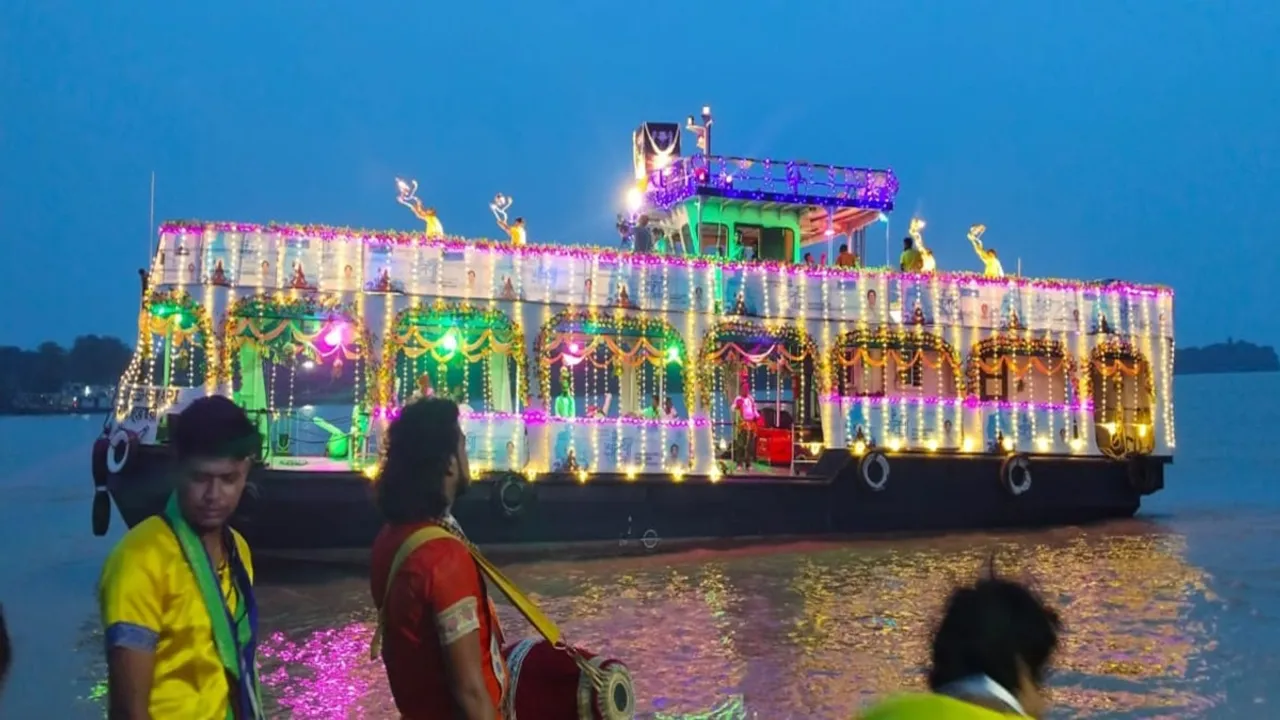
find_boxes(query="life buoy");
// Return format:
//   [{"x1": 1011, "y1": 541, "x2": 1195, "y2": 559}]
[
  {"x1": 105, "y1": 429, "x2": 137, "y2": 476},
  {"x1": 1001, "y1": 453, "x2": 1032, "y2": 496},
  {"x1": 860, "y1": 451, "x2": 890, "y2": 492},
  {"x1": 491, "y1": 473, "x2": 535, "y2": 519}
]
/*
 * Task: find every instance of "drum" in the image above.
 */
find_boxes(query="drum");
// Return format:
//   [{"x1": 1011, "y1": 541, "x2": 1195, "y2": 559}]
[{"x1": 502, "y1": 638, "x2": 635, "y2": 720}]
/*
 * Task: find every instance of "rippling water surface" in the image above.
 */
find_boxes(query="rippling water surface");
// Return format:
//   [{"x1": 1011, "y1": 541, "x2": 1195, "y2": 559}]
[{"x1": 2, "y1": 374, "x2": 1278, "y2": 718}]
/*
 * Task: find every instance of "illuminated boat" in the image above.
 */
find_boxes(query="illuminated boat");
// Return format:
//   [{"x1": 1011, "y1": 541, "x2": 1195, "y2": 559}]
[{"x1": 88, "y1": 112, "x2": 1175, "y2": 551}]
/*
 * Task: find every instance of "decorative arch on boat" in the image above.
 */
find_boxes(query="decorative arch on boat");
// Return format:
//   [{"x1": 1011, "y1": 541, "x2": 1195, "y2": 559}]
[
  {"x1": 532, "y1": 308, "x2": 690, "y2": 412},
  {"x1": 220, "y1": 292, "x2": 374, "y2": 401},
  {"x1": 381, "y1": 301, "x2": 529, "y2": 411},
  {"x1": 136, "y1": 289, "x2": 219, "y2": 390},
  {"x1": 696, "y1": 320, "x2": 824, "y2": 411},
  {"x1": 828, "y1": 328, "x2": 964, "y2": 398},
  {"x1": 1085, "y1": 338, "x2": 1155, "y2": 457},
  {"x1": 964, "y1": 335, "x2": 1078, "y2": 403}
]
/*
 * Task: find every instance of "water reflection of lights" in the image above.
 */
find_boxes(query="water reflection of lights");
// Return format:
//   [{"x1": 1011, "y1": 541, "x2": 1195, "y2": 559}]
[{"x1": 239, "y1": 527, "x2": 1216, "y2": 718}]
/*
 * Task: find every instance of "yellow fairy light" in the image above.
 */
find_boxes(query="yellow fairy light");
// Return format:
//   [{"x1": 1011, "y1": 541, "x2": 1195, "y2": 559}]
[
  {"x1": 576, "y1": 469, "x2": 589, "y2": 484},
  {"x1": 1000, "y1": 436, "x2": 1014, "y2": 453},
  {"x1": 851, "y1": 439, "x2": 867, "y2": 456},
  {"x1": 961, "y1": 437, "x2": 976, "y2": 453},
  {"x1": 523, "y1": 468, "x2": 538, "y2": 483}
]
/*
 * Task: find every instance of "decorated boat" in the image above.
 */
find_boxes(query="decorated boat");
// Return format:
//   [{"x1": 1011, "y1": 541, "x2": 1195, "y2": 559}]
[{"x1": 90, "y1": 112, "x2": 1175, "y2": 551}]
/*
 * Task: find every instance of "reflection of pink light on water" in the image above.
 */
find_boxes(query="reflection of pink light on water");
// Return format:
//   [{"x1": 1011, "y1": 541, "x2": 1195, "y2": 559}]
[{"x1": 258, "y1": 623, "x2": 388, "y2": 719}]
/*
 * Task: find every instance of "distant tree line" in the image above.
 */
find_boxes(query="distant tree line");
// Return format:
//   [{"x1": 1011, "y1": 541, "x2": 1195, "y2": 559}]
[
  {"x1": 1175, "y1": 338, "x2": 1280, "y2": 375},
  {"x1": 0, "y1": 335, "x2": 134, "y2": 406}
]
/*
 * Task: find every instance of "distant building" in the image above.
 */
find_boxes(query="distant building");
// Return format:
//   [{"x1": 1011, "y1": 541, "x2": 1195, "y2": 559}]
[{"x1": 61, "y1": 383, "x2": 116, "y2": 412}]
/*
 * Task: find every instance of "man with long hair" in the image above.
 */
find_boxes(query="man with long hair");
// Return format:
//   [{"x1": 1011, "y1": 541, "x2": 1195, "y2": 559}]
[
  {"x1": 99, "y1": 396, "x2": 263, "y2": 719},
  {"x1": 859, "y1": 571, "x2": 1061, "y2": 718},
  {"x1": 369, "y1": 398, "x2": 507, "y2": 720}
]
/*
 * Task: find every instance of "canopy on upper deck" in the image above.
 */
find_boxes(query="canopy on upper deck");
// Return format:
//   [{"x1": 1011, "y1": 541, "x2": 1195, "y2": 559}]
[{"x1": 644, "y1": 155, "x2": 898, "y2": 213}]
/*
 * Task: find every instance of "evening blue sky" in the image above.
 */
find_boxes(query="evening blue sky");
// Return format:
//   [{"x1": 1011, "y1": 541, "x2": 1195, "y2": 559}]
[{"x1": 2, "y1": 1, "x2": 1277, "y2": 349}]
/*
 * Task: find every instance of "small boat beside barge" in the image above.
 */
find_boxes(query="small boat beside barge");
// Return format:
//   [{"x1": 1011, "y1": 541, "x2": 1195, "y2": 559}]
[{"x1": 90, "y1": 115, "x2": 1175, "y2": 552}]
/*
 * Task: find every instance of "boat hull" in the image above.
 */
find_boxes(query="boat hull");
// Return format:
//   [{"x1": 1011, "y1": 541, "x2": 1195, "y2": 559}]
[{"x1": 102, "y1": 446, "x2": 1166, "y2": 553}]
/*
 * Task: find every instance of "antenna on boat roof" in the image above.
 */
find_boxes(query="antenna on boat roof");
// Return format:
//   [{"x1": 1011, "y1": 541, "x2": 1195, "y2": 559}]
[
  {"x1": 1017, "y1": 258, "x2": 1022, "y2": 277},
  {"x1": 148, "y1": 171, "x2": 156, "y2": 261}
]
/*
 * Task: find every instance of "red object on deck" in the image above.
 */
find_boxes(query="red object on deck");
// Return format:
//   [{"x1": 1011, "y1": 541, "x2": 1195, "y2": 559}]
[{"x1": 502, "y1": 638, "x2": 635, "y2": 720}]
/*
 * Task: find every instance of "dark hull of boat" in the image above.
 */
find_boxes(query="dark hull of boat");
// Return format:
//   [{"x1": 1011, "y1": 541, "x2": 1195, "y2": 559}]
[{"x1": 101, "y1": 445, "x2": 1167, "y2": 554}]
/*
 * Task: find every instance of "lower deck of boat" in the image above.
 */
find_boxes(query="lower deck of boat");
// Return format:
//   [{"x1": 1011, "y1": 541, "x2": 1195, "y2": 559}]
[{"x1": 103, "y1": 444, "x2": 1167, "y2": 553}]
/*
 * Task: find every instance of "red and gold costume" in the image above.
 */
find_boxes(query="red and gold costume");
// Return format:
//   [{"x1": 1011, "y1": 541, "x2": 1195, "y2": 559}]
[{"x1": 370, "y1": 519, "x2": 507, "y2": 719}]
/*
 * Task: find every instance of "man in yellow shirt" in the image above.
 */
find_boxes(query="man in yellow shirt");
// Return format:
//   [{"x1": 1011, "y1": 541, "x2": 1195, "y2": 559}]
[
  {"x1": 498, "y1": 216, "x2": 527, "y2": 246},
  {"x1": 99, "y1": 396, "x2": 264, "y2": 720},
  {"x1": 898, "y1": 237, "x2": 923, "y2": 273},
  {"x1": 858, "y1": 575, "x2": 1060, "y2": 719},
  {"x1": 967, "y1": 224, "x2": 1005, "y2": 278}
]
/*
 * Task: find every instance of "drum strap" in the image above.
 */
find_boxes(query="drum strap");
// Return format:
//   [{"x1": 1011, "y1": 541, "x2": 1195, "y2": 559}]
[{"x1": 370, "y1": 525, "x2": 569, "y2": 660}]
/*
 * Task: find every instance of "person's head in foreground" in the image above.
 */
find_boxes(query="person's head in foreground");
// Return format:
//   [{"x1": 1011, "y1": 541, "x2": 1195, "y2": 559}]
[
  {"x1": 376, "y1": 398, "x2": 471, "y2": 524},
  {"x1": 173, "y1": 395, "x2": 259, "y2": 534},
  {"x1": 861, "y1": 572, "x2": 1061, "y2": 719}
]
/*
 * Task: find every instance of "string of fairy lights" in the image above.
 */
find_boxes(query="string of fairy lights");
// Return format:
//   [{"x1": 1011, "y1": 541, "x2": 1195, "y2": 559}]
[{"x1": 112, "y1": 223, "x2": 1175, "y2": 479}]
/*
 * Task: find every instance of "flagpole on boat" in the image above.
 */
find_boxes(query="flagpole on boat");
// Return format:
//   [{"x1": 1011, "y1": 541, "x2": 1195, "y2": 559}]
[{"x1": 148, "y1": 171, "x2": 156, "y2": 261}]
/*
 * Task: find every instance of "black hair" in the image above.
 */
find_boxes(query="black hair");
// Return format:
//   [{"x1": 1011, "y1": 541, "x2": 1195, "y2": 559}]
[
  {"x1": 927, "y1": 574, "x2": 1061, "y2": 696},
  {"x1": 839, "y1": 244, "x2": 848, "y2": 252},
  {"x1": 173, "y1": 396, "x2": 259, "y2": 462},
  {"x1": 903, "y1": 236, "x2": 914, "y2": 247},
  {"x1": 514, "y1": 217, "x2": 524, "y2": 224},
  {"x1": 375, "y1": 398, "x2": 461, "y2": 523}
]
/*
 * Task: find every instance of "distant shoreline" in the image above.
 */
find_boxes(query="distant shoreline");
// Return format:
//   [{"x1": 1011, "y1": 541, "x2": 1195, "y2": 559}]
[
  {"x1": 1175, "y1": 339, "x2": 1279, "y2": 376},
  {"x1": 0, "y1": 408, "x2": 99, "y2": 418}
]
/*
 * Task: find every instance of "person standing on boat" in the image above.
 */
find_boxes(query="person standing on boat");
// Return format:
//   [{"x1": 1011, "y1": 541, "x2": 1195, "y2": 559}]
[
  {"x1": 98, "y1": 396, "x2": 264, "y2": 720},
  {"x1": 836, "y1": 244, "x2": 858, "y2": 268},
  {"x1": 631, "y1": 215, "x2": 654, "y2": 254},
  {"x1": 899, "y1": 237, "x2": 923, "y2": 273},
  {"x1": 858, "y1": 573, "x2": 1060, "y2": 719},
  {"x1": 967, "y1": 224, "x2": 1005, "y2": 278},
  {"x1": 497, "y1": 216, "x2": 528, "y2": 247},
  {"x1": 369, "y1": 399, "x2": 508, "y2": 720},
  {"x1": 730, "y1": 381, "x2": 759, "y2": 471}
]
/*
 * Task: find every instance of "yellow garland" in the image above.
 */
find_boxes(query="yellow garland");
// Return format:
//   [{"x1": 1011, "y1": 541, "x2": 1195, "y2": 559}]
[
  {"x1": 696, "y1": 321, "x2": 825, "y2": 410},
  {"x1": 220, "y1": 292, "x2": 377, "y2": 407},
  {"x1": 379, "y1": 302, "x2": 529, "y2": 408},
  {"x1": 827, "y1": 328, "x2": 965, "y2": 397},
  {"x1": 1082, "y1": 339, "x2": 1155, "y2": 401},
  {"x1": 965, "y1": 335, "x2": 1077, "y2": 397},
  {"x1": 533, "y1": 308, "x2": 690, "y2": 404},
  {"x1": 142, "y1": 289, "x2": 220, "y2": 390}
]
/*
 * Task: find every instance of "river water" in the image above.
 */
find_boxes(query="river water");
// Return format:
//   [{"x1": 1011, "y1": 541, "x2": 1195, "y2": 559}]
[{"x1": 1, "y1": 373, "x2": 1277, "y2": 718}]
